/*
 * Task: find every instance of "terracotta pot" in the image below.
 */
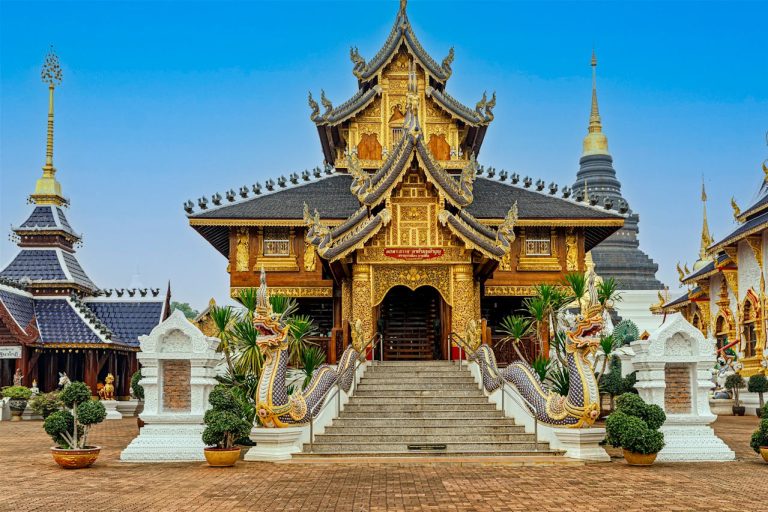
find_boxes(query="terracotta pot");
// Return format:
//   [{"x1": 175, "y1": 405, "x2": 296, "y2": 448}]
[
  {"x1": 8, "y1": 399, "x2": 27, "y2": 421},
  {"x1": 760, "y1": 447, "x2": 768, "y2": 463},
  {"x1": 623, "y1": 449, "x2": 658, "y2": 466},
  {"x1": 732, "y1": 405, "x2": 746, "y2": 416},
  {"x1": 50, "y1": 446, "x2": 101, "y2": 469},
  {"x1": 204, "y1": 447, "x2": 241, "y2": 467}
]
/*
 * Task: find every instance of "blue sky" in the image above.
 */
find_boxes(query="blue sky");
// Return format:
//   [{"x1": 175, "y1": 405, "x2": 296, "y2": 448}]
[{"x1": 1, "y1": 0, "x2": 766, "y2": 310}]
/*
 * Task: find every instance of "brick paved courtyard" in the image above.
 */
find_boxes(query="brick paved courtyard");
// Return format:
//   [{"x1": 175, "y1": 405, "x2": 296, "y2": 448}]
[{"x1": 0, "y1": 416, "x2": 764, "y2": 512}]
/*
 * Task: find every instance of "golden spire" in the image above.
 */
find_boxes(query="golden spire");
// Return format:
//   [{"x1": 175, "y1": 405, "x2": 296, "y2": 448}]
[
  {"x1": 693, "y1": 179, "x2": 714, "y2": 271},
  {"x1": 582, "y1": 50, "x2": 610, "y2": 157},
  {"x1": 31, "y1": 46, "x2": 66, "y2": 206}
]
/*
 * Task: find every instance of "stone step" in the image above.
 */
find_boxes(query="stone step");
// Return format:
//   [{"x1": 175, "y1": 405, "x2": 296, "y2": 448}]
[
  {"x1": 347, "y1": 396, "x2": 490, "y2": 405},
  {"x1": 343, "y1": 403, "x2": 496, "y2": 412},
  {"x1": 330, "y1": 418, "x2": 515, "y2": 428},
  {"x1": 359, "y1": 375, "x2": 476, "y2": 383},
  {"x1": 293, "y1": 452, "x2": 565, "y2": 460},
  {"x1": 304, "y1": 441, "x2": 546, "y2": 453},
  {"x1": 355, "y1": 383, "x2": 480, "y2": 391},
  {"x1": 339, "y1": 410, "x2": 506, "y2": 419},
  {"x1": 315, "y1": 433, "x2": 531, "y2": 443},
  {"x1": 352, "y1": 390, "x2": 484, "y2": 399},
  {"x1": 323, "y1": 425, "x2": 526, "y2": 435}
]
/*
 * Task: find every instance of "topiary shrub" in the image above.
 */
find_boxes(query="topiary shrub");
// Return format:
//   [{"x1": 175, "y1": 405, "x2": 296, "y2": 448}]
[
  {"x1": 750, "y1": 418, "x2": 768, "y2": 454},
  {"x1": 748, "y1": 374, "x2": 768, "y2": 415},
  {"x1": 202, "y1": 386, "x2": 251, "y2": 449},
  {"x1": 725, "y1": 373, "x2": 746, "y2": 407},
  {"x1": 1, "y1": 385, "x2": 32, "y2": 400},
  {"x1": 130, "y1": 370, "x2": 144, "y2": 401},
  {"x1": 29, "y1": 391, "x2": 63, "y2": 418},
  {"x1": 605, "y1": 392, "x2": 666, "y2": 455},
  {"x1": 43, "y1": 381, "x2": 106, "y2": 449}
]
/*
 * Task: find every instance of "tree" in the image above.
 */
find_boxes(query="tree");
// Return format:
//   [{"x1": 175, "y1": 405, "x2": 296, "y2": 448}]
[{"x1": 171, "y1": 301, "x2": 199, "y2": 319}]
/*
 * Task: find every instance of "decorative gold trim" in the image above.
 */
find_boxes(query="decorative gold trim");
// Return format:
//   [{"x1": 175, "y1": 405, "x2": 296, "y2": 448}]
[
  {"x1": 711, "y1": 221, "x2": 768, "y2": 253},
  {"x1": 189, "y1": 218, "x2": 344, "y2": 227},
  {"x1": 481, "y1": 218, "x2": 624, "y2": 227},
  {"x1": 251, "y1": 256, "x2": 299, "y2": 272},
  {"x1": 230, "y1": 286, "x2": 332, "y2": 299},
  {"x1": 485, "y1": 285, "x2": 569, "y2": 297}
]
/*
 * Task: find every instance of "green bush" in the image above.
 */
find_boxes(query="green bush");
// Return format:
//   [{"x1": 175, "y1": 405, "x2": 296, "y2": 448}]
[
  {"x1": 43, "y1": 411, "x2": 81, "y2": 448},
  {"x1": 59, "y1": 381, "x2": 91, "y2": 408},
  {"x1": 1, "y1": 385, "x2": 32, "y2": 400},
  {"x1": 748, "y1": 374, "x2": 768, "y2": 394},
  {"x1": 605, "y1": 393, "x2": 665, "y2": 455},
  {"x1": 130, "y1": 370, "x2": 144, "y2": 400},
  {"x1": 29, "y1": 391, "x2": 63, "y2": 418},
  {"x1": 202, "y1": 386, "x2": 251, "y2": 449},
  {"x1": 725, "y1": 373, "x2": 746, "y2": 406},
  {"x1": 750, "y1": 418, "x2": 768, "y2": 454},
  {"x1": 77, "y1": 400, "x2": 107, "y2": 425}
]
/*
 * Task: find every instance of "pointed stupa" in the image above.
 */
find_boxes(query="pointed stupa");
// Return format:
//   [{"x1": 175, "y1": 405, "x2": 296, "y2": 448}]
[
  {"x1": 572, "y1": 51, "x2": 663, "y2": 290},
  {"x1": 692, "y1": 180, "x2": 714, "y2": 272}
]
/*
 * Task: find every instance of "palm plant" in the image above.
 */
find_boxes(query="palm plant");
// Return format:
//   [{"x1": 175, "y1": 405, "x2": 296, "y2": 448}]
[
  {"x1": 299, "y1": 346, "x2": 326, "y2": 389},
  {"x1": 210, "y1": 305, "x2": 236, "y2": 375},
  {"x1": 531, "y1": 355, "x2": 550, "y2": 383},
  {"x1": 597, "y1": 277, "x2": 622, "y2": 312},
  {"x1": 497, "y1": 315, "x2": 532, "y2": 362},
  {"x1": 596, "y1": 334, "x2": 618, "y2": 382},
  {"x1": 237, "y1": 288, "x2": 259, "y2": 320},
  {"x1": 547, "y1": 365, "x2": 570, "y2": 396},
  {"x1": 286, "y1": 315, "x2": 318, "y2": 367},
  {"x1": 269, "y1": 295, "x2": 299, "y2": 323},
  {"x1": 563, "y1": 272, "x2": 587, "y2": 305},
  {"x1": 230, "y1": 319, "x2": 264, "y2": 377},
  {"x1": 524, "y1": 295, "x2": 548, "y2": 356}
]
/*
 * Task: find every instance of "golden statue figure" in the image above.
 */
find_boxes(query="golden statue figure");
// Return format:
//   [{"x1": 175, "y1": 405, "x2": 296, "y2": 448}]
[
  {"x1": 97, "y1": 373, "x2": 115, "y2": 401},
  {"x1": 304, "y1": 243, "x2": 316, "y2": 272}
]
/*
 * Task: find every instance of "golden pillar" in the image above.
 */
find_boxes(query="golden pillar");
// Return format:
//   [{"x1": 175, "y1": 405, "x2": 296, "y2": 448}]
[
  {"x1": 352, "y1": 264, "x2": 373, "y2": 340},
  {"x1": 451, "y1": 264, "x2": 475, "y2": 336}
]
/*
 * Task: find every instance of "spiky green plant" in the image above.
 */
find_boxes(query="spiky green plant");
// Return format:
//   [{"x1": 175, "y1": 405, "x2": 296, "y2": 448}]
[
  {"x1": 237, "y1": 288, "x2": 259, "y2": 320},
  {"x1": 230, "y1": 319, "x2": 264, "y2": 377},
  {"x1": 596, "y1": 334, "x2": 618, "y2": 381},
  {"x1": 269, "y1": 295, "x2": 299, "y2": 322},
  {"x1": 210, "y1": 305, "x2": 236, "y2": 375},
  {"x1": 286, "y1": 315, "x2": 318, "y2": 367},
  {"x1": 547, "y1": 364, "x2": 570, "y2": 396},
  {"x1": 597, "y1": 277, "x2": 623, "y2": 311},
  {"x1": 563, "y1": 272, "x2": 587, "y2": 305},
  {"x1": 497, "y1": 315, "x2": 532, "y2": 362},
  {"x1": 299, "y1": 346, "x2": 327, "y2": 389},
  {"x1": 524, "y1": 295, "x2": 548, "y2": 355},
  {"x1": 531, "y1": 355, "x2": 550, "y2": 383}
]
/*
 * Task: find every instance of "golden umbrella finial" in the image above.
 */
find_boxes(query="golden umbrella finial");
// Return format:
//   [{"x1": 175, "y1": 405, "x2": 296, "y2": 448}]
[{"x1": 41, "y1": 46, "x2": 63, "y2": 86}]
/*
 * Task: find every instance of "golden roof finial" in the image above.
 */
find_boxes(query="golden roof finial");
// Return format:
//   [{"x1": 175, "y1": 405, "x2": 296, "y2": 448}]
[
  {"x1": 582, "y1": 49, "x2": 609, "y2": 157},
  {"x1": 693, "y1": 178, "x2": 714, "y2": 271},
  {"x1": 731, "y1": 196, "x2": 742, "y2": 221},
  {"x1": 763, "y1": 130, "x2": 768, "y2": 181},
  {"x1": 31, "y1": 46, "x2": 66, "y2": 206},
  {"x1": 400, "y1": 0, "x2": 407, "y2": 14}
]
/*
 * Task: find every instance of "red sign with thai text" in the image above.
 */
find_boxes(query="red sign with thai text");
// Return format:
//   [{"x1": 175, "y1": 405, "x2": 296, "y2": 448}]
[{"x1": 383, "y1": 248, "x2": 444, "y2": 260}]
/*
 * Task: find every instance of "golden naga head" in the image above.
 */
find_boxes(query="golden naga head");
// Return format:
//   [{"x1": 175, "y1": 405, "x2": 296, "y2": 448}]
[
  {"x1": 569, "y1": 271, "x2": 604, "y2": 350},
  {"x1": 253, "y1": 268, "x2": 290, "y2": 354}
]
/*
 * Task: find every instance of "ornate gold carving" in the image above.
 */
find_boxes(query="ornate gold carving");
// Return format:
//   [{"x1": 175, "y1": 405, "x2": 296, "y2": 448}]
[
  {"x1": 485, "y1": 285, "x2": 569, "y2": 297},
  {"x1": 517, "y1": 227, "x2": 561, "y2": 271},
  {"x1": 352, "y1": 264, "x2": 373, "y2": 341},
  {"x1": 747, "y1": 235, "x2": 764, "y2": 272},
  {"x1": 350, "y1": 319, "x2": 365, "y2": 353},
  {"x1": 230, "y1": 286, "x2": 331, "y2": 299},
  {"x1": 251, "y1": 256, "x2": 298, "y2": 272},
  {"x1": 498, "y1": 251, "x2": 513, "y2": 271},
  {"x1": 235, "y1": 227, "x2": 249, "y2": 272},
  {"x1": 451, "y1": 265, "x2": 475, "y2": 336},
  {"x1": 190, "y1": 218, "x2": 344, "y2": 227},
  {"x1": 341, "y1": 279, "x2": 352, "y2": 324},
  {"x1": 464, "y1": 319, "x2": 481, "y2": 351},
  {"x1": 723, "y1": 269, "x2": 739, "y2": 301},
  {"x1": 371, "y1": 264, "x2": 452, "y2": 306},
  {"x1": 565, "y1": 228, "x2": 578, "y2": 271},
  {"x1": 303, "y1": 243, "x2": 316, "y2": 272}
]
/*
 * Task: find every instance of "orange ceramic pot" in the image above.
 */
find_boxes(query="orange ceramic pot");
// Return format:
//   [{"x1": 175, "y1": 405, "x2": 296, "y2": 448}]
[
  {"x1": 623, "y1": 449, "x2": 658, "y2": 466},
  {"x1": 760, "y1": 447, "x2": 768, "y2": 463},
  {"x1": 204, "y1": 447, "x2": 241, "y2": 467},
  {"x1": 51, "y1": 447, "x2": 101, "y2": 469}
]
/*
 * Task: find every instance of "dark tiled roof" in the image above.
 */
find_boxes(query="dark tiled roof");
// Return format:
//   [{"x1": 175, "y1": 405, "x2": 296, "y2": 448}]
[
  {"x1": 710, "y1": 210, "x2": 768, "y2": 251},
  {"x1": 56, "y1": 207, "x2": 75, "y2": 234},
  {"x1": 35, "y1": 299, "x2": 103, "y2": 345},
  {"x1": 682, "y1": 253, "x2": 730, "y2": 284},
  {"x1": 0, "y1": 288, "x2": 35, "y2": 330},
  {"x1": 663, "y1": 290, "x2": 694, "y2": 309},
  {"x1": 61, "y1": 252, "x2": 98, "y2": 291},
  {"x1": 85, "y1": 301, "x2": 164, "y2": 347},
  {"x1": 0, "y1": 250, "x2": 67, "y2": 282},
  {"x1": 20, "y1": 206, "x2": 56, "y2": 228},
  {"x1": 426, "y1": 87, "x2": 486, "y2": 126}
]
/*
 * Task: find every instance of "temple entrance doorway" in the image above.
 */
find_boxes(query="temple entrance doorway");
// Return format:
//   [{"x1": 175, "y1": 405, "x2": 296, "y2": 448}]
[{"x1": 378, "y1": 286, "x2": 444, "y2": 360}]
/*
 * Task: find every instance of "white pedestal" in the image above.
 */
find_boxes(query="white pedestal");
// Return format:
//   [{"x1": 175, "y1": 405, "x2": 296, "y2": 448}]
[
  {"x1": 551, "y1": 427, "x2": 611, "y2": 462},
  {"x1": 116, "y1": 399, "x2": 140, "y2": 417},
  {"x1": 0, "y1": 398, "x2": 8, "y2": 421},
  {"x1": 657, "y1": 415, "x2": 735, "y2": 462},
  {"x1": 21, "y1": 404, "x2": 42, "y2": 421},
  {"x1": 120, "y1": 420, "x2": 207, "y2": 462},
  {"x1": 244, "y1": 427, "x2": 304, "y2": 461},
  {"x1": 102, "y1": 400, "x2": 123, "y2": 420}
]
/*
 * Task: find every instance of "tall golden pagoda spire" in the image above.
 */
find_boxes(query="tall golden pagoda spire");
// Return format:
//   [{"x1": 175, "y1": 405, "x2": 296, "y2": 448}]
[
  {"x1": 582, "y1": 50, "x2": 610, "y2": 157},
  {"x1": 693, "y1": 179, "x2": 714, "y2": 271},
  {"x1": 31, "y1": 46, "x2": 66, "y2": 206}
]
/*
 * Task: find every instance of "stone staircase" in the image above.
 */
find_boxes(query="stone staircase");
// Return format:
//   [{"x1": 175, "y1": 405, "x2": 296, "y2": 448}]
[{"x1": 299, "y1": 361, "x2": 561, "y2": 457}]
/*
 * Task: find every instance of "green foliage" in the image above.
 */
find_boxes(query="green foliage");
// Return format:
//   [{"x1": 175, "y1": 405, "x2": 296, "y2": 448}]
[
  {"x1": 202, "y1": 386, "x2": 252, "y2": 449},
  {"x1": 237, "y1": 288, "x2": 259, "y2": 317},
  {"x1": 613, "y1": 320, "x2": 640, "y2": 346},
  {"x1": 606, "y1": 393, "x2": 666, "y2": 455},
  {"x1": 750, "y1": 418, "x2": 768, "y2": 454},
  {"x1": 748, "y1": 374, "x2": 768, "y2": 394},
  {"x1": 300, "y1": 346, "x2": 326, "y2": 390},
  {"x1": 725, "y1": 373, "x2": 746, "y2": 405},
  {"x1": 623, "y1": 371, "x2": 638, "y2": 394},
  {"x1": 563, "y1": 272, "x2": 587, "y2": 303},
  {"x1": 130, "y1": 370, "x2": 144, "y2": 400},
  {"x1": 1, "y1": 385, "x2": 32, "y2": 400},
  {"x1": 59, "y1": 382, "x2": 92, "y2": 408},
  {"x1": 77, "y1": 400, "x2": 107, "y2": 425},
  {"x1": 269, "y1": 294, "x2": 298, "y2": 320},
  {"x1": 29, "y1": 391, "x2": 63, "y2": 418},
  {"x1": 230, "y1": 319, "x2": 264, "y2": 377},
  {"x1": 531, "y1": 356, "x2": 549, "y2": 382},
  {"x1": 600, "y1": 360, "x2": 625, "y2": 397},
  {"x1": 547, "y1": 365, "x2": 570, "y2": 396},
  {"x1": 497, "y1": 315, "x2": 532, "y2": 362},
  {"x1": 44, "y1": 410, "x2": 75, "y2": 447},
  {"x1": 597, "y1": 277, "x2": 622, "y2": 309},
  {"x1": 287, "y1": 314, "x2": 318, "y2": 367},
  {"x1": 171, "y1": 301, "x2": 199, "y2": 319}
]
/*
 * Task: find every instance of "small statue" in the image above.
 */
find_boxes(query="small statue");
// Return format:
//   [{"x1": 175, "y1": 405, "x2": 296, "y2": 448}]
[
  {"x1": 57, "y1": 372, "x2": 71, "y2": 389},
  {"x1": 13, "y1": 368, "x2": 23, "y2": 387},
  {"x1": 30, "y1": 380, "x2": 39, "y2": 396},
  {"x1": 97, "y1": 373, "x2": 116, "y2": 401}
]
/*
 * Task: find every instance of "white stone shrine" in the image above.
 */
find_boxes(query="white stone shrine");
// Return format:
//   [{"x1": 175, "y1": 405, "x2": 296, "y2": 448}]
[
  {"x1": 630, "y1": 313, "x2": 734, "y2": 461},
  {"x1": 120, "y1": 309, "x2": 222, "y2": 462}
]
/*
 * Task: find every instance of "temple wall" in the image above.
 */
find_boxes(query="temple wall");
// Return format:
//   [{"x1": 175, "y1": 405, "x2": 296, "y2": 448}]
[{"x1": 737, "y1": 239, "x2": 760, "y2": 303}]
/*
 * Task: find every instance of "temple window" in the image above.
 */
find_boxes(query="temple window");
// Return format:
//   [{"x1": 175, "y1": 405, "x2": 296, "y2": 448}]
[
  {"x1": 742, "y1": 300, "x2": 757, "y2": 357},
  {"x1": 525, "y1": 227, "x2": 551, "y2": 256},
  {"x1": 263, "y1": 227, "x2": 291, "y2": 256},
  {"x1": 715, "y1": 316, "x2": 729, "y2": 351}
]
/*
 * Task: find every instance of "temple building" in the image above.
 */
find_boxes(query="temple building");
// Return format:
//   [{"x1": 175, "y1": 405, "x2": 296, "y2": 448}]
[
  {"x1": 659, "y1": 144, "x2": 768, "y2": 378},
  {"x1": 187, "y1": 1, "x2": 626, "y2": 362},
  {"x1": 0, "y1": 49, "x2": 169, "y2": 394}
]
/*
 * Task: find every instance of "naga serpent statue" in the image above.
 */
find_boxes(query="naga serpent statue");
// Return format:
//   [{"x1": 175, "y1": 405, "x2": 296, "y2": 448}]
[
  {"x1": 253, "y1": 269, "x2": 359, "y2": 428},
  {"x1": 471, "y1": 275, "x2": 604, "y2": 428}
]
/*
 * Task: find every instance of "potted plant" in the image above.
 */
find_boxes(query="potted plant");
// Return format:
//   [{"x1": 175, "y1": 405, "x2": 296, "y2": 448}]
[
  {"x1": 605, "y1": 393, "x2": 666, "y2": 466},
  {"x1": 725, "y1": 373, "x2": 746, "y2": 416},
  {"x1": 130, "y1": 370, "x2": 145, "y2": 427},
  {"x1": 747, "y1": 374, "x2": 768, "y2": 417},
  {"x1": 750, "y1": 405, "x2": 768, "y2": 463},
  {"x1": 43, "y1": 381, "x2": 106, "y2": 469},
  {"x1": 29, "y1": 391, "x2": 63, "y2": 419},
  {"x1": 202, "y1": 386, "x2": 251, "y2": 467},
  {"x1": 1, "y1": 385, "x2": 32, "y2": 421}
]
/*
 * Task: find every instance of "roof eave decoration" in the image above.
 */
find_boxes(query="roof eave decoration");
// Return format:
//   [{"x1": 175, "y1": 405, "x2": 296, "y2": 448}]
[
  {"x1": 352, "y1": 1, "x2": 453, "y2": 84},
  {"x1": 708, "y1": 210, "x2": 768, "y2": 254},
  {"x1": 414, "y1": 137, "x2": 475, "y2": 207},
  {"x1": 437, "y1": 202, "x2": 516, "y2": 261},
  {"x1": 304, "y1": 205, "x2": 392, "y2": 262},
  {"x1": 426, "y1": 87, "x2": 494, "y2": 127},
  {"x1": 310, "y1": 86, "x2": 382, "y2": 126}
]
